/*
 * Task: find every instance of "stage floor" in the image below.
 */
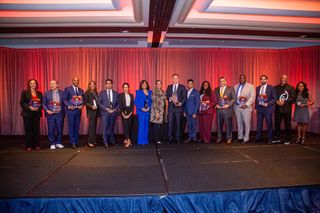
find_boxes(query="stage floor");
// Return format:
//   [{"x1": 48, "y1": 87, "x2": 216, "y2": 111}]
[{"x1": 0, "y1": 134, "x2": 320, "y2": 198}]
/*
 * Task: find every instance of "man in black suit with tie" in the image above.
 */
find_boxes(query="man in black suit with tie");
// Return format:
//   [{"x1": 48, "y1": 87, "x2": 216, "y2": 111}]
[{"x1": 166, "y1": 73, "x2": 187, "y2": 144}]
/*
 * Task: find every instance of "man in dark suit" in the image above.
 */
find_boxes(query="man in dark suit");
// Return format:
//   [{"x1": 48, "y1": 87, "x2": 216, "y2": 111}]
[
  {"x1": 99, "y1": 79, "x2": 119, "y2": 148},
  {"x1": 43, "y1": 80, "x2": 65, "y2": 149},
  {"x1": 184, "y1": 79, "x2": 200, "y2": 143},
  {"x1": 255, "y1": 75, "x2": 277, "y2": 144},
  {"x1": 166, "y1": 73, "x2": 187, "y2": 143},
  {"x1": 63, "y1": 76, "x2": 84, "y2": 149},
  {"x1": 215, "y1": 77, "x2": 236, "y2": 144}
]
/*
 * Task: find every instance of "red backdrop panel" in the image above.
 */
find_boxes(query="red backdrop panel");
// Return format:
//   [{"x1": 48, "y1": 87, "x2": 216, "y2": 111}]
[{"x1": 0, "y1": 46, "x2": 319, "y2": 135}]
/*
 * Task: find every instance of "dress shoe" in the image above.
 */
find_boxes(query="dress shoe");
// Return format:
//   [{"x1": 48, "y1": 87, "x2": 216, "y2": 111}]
[
  {"x1": 226, "y1": 139, "x2": 232, "y2": 145},
  {"x1": 268, "y1": 140, "x2": 272, "y2": 144},
  {"x1": 71, "y1": 145, "x2": 77, "y2": 149},
  {"x1": 75, "y1": 144, "x2": 82, "y2": 148},
  {"x1": 237, "y1": 139, "x2": 244, "y2": 143},
  {"x1": 104, "y1": 144, "x2": 109, "y2": 148},
  {"x1": 242, "y1": 140, "x2": 249, "y2": 144},
  {"x1": 216, "y1": 138, "x2": 222, "y2": 144},
  {"x1": 184, "y1": 139, "x2": 192, "y2": 143},
  {"x1": 50, "y1": 145, "x2": 56, "y2": 150},
  {"x1": 56, "y1": 144, "x2": 64, "y2": 149},
  {"x1": 88, "y1": 143, "x2": 95, "y2": 148}
]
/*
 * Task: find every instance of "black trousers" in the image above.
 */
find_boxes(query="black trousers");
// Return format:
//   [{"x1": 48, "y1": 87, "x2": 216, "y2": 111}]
[
  {"x1": 23, "y1": 116, "x2": 40, "y2": 148},
  {"x1": 122, "y1": 116, "x2": 133, "y2": 140},
  {"x1": 274, "y1": 111, "x2": 292, "y2": 141},
  {"x1": 168, "y1": 110, "x2": 182, "y2": 141},
  {"x1": 88, "y1": 115, "x2": 97, "y2": 144},
  {"x1": 152, "y1": 123, "x2": 163, "y2": 142}
]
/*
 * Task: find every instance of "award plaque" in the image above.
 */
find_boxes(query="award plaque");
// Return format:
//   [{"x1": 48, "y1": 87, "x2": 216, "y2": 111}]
[
  {"x1": 258, "y1": 94, "x2": 268, "y2": 105},
  {"x1": 218, "y1": 96, "x2": 229, "y2": 107},
  {"x1": 238, "y1": 96, "x2": 247, "y2": 107},
  {"x1": 71, "y1": 95, "x2": 83, "y2": 107},
  {"x1": 49, "y1": 101, "x2": 61, "y2": 113},
  {"x1": 109, "y1": 102, "x2": 113, "y2": 110},
  {"x1": 172, "y1": 93, "x2": 179, "y2": 105},
  {"x1": 29, "y1": 98, "x2": 41, "y2": 108},
  {"x1": 144, "y1": 99, "x2": 149, "y2": 109},
  {"x1": 199, "y1": 94, "x2": 209, "y2": 112}
]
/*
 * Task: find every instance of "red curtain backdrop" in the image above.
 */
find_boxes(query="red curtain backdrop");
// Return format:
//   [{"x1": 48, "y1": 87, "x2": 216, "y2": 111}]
[{"x1": 0, "y1": 46, "x2": 319, "y2": 135}]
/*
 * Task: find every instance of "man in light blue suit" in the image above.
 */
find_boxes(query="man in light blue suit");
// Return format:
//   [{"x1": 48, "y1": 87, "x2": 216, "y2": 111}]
[
  {"x1": 184, "y1": 79, "x2": 200, "y2": 143},
  {"x1": 99, "y1": 79, "x2": 119, "y2": 148},
  {"x1": 43, "y1": 80, "x2": 65, "y2": 149},
  {"x1": 62, "y1": 76, "x2": 84, "y2": 149}
]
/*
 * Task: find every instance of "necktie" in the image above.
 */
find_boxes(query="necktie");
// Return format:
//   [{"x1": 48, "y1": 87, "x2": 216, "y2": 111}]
[
  {"x1": 220, "y1": 87, "x2": 224, "y2": 97},
  {"x1": 75, "y1": 87, "x2": 79, "y2": 96},
  {"x1": 173, "y1": 84, "x2": 177, "y2": 93},
  {"x1": 108, "y1": 90, "x2": 111, "y2": 103}
]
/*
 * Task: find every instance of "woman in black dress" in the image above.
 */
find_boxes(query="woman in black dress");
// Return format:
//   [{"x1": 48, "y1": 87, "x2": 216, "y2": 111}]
[
  {"x1": 84, "y1": 81, "x2": 100, "y2": 147},
  {"x1": 118, "y1": 83, "x2": 134, "y2": 147},
  {"x1": 20, "y1": 79, "x2": 43, "y2": 151}
]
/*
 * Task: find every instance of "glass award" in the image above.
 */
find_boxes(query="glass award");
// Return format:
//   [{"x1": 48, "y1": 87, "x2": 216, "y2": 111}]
[
  {"x1": 218, "y1": 96, "x2": 229, "y2": 107},
  {"x1": 238, "y1": 96, "x2": 247, "y2": 107},
  {"x1": 258, "y1": 94, "x2": 268, "y2": 105},
  {"x1": 29, "y1": 98, "x2": 41, "y2": 108},
  {"x1": 71, "y1": 95, "x2": 83, "y2": 107},
  {"x1": 49, "y1": 101, "x2": 61, "y2": 113},
  {"x1": 199, "y1": 94, "x2": 209, "y2": 112},
  {"x1": 172, "y1": 93, "x2": 179, "y2": 105}
]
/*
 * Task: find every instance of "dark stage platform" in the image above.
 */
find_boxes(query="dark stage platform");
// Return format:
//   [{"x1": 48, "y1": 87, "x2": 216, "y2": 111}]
[{"x1": 1, "y1": 134, "x2": 320, "y2": 198}]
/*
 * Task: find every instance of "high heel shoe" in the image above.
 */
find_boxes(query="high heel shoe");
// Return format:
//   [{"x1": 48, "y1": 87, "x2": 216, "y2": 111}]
[
  {"x1": 296, "y1": 138, "x2": 301, "y2": 144},
  {"x1": 301, "y1": 139, "x2": 305, "y2": 145}
]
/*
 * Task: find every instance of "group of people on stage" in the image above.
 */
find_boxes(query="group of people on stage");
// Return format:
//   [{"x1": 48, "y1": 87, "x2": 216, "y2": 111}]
[{"x1": 20, "y1": 73, "x2": 314, "y2": 151}]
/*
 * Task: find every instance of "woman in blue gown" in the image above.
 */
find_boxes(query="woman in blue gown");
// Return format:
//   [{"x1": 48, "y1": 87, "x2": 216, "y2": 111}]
[{"x1": 134, "y1": 80, "x2": 152, "y2": 145}]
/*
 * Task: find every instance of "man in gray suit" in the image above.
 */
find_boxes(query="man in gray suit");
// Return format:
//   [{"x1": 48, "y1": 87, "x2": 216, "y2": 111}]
[
  {"x1": 215, "y1": 77, "x2": 236, "y2": 144},
  {"x1": 234, "y1": 75, "x2": 256, "y2": 144}
]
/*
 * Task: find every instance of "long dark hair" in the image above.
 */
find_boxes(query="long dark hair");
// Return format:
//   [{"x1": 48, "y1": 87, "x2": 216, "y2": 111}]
[
  {"x1": 86, "y1": 80, "x2": 98, "y2": 94},
  {"x1": 295, "y1": 81, "x2": 309, "y2": 99},
  {"x1": 200, "y1": 81, "x2": 212, "y2": 96},
  {"x1": 27, "y1": 79, "x2": 39, "y2": 90},
  {"x1": 139, "y1": 80, "x2": 150, "y2": 90}
]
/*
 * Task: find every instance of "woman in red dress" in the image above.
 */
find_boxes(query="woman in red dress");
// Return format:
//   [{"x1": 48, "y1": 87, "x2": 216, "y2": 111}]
[{"x1": 199, "y1": 81, "x2": 216, "y2": 143}]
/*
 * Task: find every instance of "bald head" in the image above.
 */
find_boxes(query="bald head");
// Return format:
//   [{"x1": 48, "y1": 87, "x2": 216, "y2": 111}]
[{"x1": 72, "y1": 76, "x2": 79, "y2": 87}]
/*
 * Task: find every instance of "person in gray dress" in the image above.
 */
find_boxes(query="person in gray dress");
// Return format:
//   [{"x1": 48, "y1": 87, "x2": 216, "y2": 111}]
[{"x1": 293, "y1": 81, "x2": 314, "y2": 145}]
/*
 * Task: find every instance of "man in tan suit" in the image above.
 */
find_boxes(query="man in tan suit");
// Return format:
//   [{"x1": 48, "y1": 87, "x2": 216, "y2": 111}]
[{"x1": 234, "y1": 74, "x2": 256, "y2": 144}]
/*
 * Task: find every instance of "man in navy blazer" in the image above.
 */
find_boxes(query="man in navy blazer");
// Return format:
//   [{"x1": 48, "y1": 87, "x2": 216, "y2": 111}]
[
  {"x1": 255, "y1": 75, "x2": 277, "y2": 144},
  {"x1": 62, "y1": 77, "x2": 84, "y2": 149},
  {"x1": 184, "y1": 79, "x2": 200, "y2": 143},
  {"x1": 166, "y1": 73, "x2": 187, "y2": 143},
  {"x1": 43, "y1": 80, "x2": 65, "y2": 149},
  {"x1": 99, "y1": 79, "x2": 119, "y2": 148}
]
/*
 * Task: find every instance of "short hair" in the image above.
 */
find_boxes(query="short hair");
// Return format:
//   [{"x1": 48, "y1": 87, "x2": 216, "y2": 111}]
[
  {"x1": 105, "y1": 79, "x2": 113, "y2": 84},
  {"x1": 122, "y1": 82, "x2": 130, "y2": 88},
  {"x1": 219, "y1": 77, "x2": 226, "y2": 80},
  {"x1": 139, "y1": 80, "x2": 150, "y2": 90},
  {"x1": 50, "y1": 79, "x2": 59, "y2": 84},
  {"x1": 260, "y1": 75, "x2": 268, "y2": 80},
  {"x1": 172, "y1": 73, "x2": 179, "y2": 77},
  {"x1": 239, "y1": 74, "x2": 246, "y2": 78},
  {"x1": 187, "y1": 79, "x2": 194, "y2": 83}
]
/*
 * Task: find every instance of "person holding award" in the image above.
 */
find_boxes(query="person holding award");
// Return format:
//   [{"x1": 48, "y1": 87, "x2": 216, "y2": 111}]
[
  {"x1": 99, "y1": 79, "x2": 119, "y2": 148},
  {"x1": 234, "y1": 75, "x2": 255, "y2": 144},
  {"x1": 20, "y1": 79, "x2": 43, "y2": 151},
  {"x1": 118, "y1": 82, "x2": 134, "y2": 148},
  {"x1": 255, "y1": 75, "x2": 277, "y2": 144},
  {"x1": 150, "y1": 80, "x2": 167, "y2": 145},
  {"x1": 293, "y1": 81, "x2": 314, "y2": 145},
  {"x1": 135, "y1": 80, "x2": 152, "y2": 145},
  {"x1": 273, "y1": 74, "x2": 295, "y2": 145},
  {"x1": 84, "y1": 81, "x2": 100, "y2": 148},
  {"x1": 184, "y1": 79, "x2": 200, "y2": 143},
  {"x1": 63, "y1": 76, "x2": 84, "y2": 149},
  {"x1": 214, "y1": 77, "x2": 236, "y2": 145},
  {"x1": 165, "y1": 73, "x2": 187, "y2": 144},
  {"x1": 43, "y1": 80, "x2": 65, "y2": 150},
  {"x1": 199, "y1": 81, "x2": 216, "y2": 143}
]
